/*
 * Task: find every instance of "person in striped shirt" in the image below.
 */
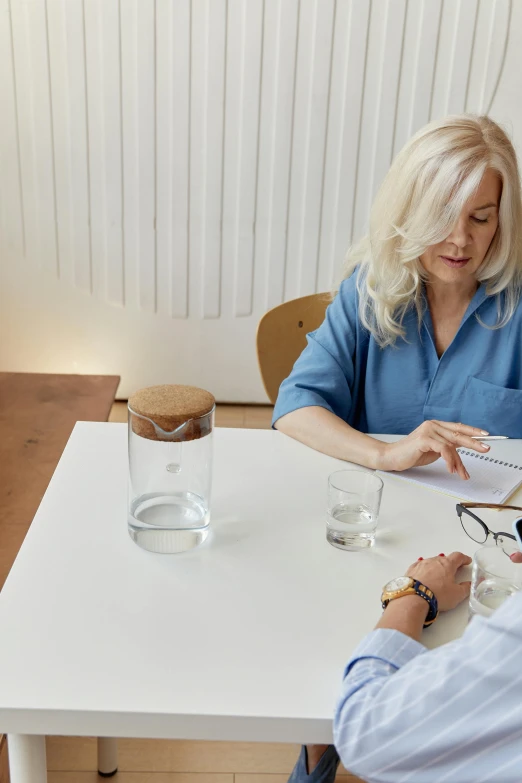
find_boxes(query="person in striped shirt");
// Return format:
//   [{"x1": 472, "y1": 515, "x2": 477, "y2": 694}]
[
  {"x1": 332, "y1": 549, "x2": 522, "y2": 783},
  {"x1": 288, "y1": 549, "x2": 522, "y2": 783}
]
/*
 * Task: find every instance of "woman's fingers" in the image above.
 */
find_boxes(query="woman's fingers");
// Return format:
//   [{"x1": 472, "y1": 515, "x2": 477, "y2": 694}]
[
  {"x1": 432, "y1": 423, "x2": 490, "y2": 454},
  {"x1": 439, "y1": 442, "x2": 469, "y2": 479},
  {"x1": 421, "y1": 421, "x2": 484, "y2": 477},
  {"x1": 455, "y1": 580, "x2": 472, "y2": 601},
  {"x1": 423, "y1": 437, "x2": 469, "y2": 479},
  {"x1": 446, "y1": 551, "x2": 473, "y2": 570},
  {"x1": 433, "y1": 420, "x2": 488, "y2": 437}
]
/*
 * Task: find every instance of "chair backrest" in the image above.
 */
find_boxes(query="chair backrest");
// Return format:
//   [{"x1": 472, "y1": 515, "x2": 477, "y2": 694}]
[{"x1": 256, "y1": 293, "x2": 330, "y2": 404}]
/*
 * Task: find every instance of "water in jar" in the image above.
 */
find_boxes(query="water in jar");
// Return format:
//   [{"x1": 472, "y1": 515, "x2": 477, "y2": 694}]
[{"x1": 128, "y1": 432, "x2": 212, "y2": 554}]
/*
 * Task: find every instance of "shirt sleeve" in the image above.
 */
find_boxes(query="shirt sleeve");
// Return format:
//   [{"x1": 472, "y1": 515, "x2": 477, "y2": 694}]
[
  {"x1": 272, "y1": 273, "x2": 361, "y2": 427},
  {"x1": 334, "y1": 593, "x2": 522, "y2": 783}
]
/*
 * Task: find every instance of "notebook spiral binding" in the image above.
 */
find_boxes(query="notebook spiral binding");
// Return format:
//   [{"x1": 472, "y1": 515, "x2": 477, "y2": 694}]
[{"x1": 457, "y1": 449, "x2": 522, "y2": 469}]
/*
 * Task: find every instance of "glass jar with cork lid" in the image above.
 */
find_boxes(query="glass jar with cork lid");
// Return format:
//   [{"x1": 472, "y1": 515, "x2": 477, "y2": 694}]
[{"x1": 128, "y1": 385, "x2": 215, "y2": 553}]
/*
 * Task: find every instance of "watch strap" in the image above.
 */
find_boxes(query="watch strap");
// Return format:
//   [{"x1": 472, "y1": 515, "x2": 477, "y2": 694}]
[
  {"x1": 381, "y1": 580, "x2": 438, "y2": 628},
  {"x1": 411, "y1": 580, "x2": 438, "y2": 626}
]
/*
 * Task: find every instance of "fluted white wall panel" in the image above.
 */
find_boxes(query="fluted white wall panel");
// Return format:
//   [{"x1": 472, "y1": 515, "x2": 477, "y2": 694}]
[{"x1": 0, "y1": 0, "x2": 519, "y2": 400}]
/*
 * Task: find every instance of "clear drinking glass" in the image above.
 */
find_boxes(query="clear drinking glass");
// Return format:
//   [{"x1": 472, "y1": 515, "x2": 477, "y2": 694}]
[
  {"x1": 327, "y1": 469, "x2": 384, "y2": 550},
  {"x1": 469, "y1": 544, "x2": 522, "y2": 619}
]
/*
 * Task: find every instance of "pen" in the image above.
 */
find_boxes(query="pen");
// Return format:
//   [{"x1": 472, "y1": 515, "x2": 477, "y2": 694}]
[{"x1": 471, "y1": 436, "x2": 509, "y2": 441}]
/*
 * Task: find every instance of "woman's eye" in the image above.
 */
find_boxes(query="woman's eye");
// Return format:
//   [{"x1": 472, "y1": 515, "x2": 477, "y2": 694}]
[{"x1": 472, "y1": 216, "x2": 489, "y2": 224}]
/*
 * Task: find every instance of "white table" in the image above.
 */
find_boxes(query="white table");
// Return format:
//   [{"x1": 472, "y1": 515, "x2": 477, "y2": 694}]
[{"x1": 1, "y1": 423, "x2": 520, "y2": 783}]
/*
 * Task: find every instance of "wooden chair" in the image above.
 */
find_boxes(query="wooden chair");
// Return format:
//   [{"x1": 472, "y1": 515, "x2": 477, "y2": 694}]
[{"x1": 256, "y1": 293, "x2": 330, "y2": 404}]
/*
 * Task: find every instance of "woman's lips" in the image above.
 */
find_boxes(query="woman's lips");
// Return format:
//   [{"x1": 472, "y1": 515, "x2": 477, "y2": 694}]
[{"x1": 440, "y1": 256, "x2": 471, "y2": 268}]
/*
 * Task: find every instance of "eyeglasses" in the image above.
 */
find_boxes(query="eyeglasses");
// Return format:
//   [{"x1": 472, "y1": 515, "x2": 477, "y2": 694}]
[{"x1": 456, "y1": 502, "x2": 521, "y2": 549}]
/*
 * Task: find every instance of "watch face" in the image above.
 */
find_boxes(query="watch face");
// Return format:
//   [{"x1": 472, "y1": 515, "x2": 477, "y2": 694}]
[{"x1": 385, "y1": 576, "x2": 412, "y2": 593}]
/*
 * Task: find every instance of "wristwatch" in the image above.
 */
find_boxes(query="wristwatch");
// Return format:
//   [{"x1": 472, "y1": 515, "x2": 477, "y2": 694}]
[{"x1": 381, "y1": 576, "x2": 439, "y2": 627}]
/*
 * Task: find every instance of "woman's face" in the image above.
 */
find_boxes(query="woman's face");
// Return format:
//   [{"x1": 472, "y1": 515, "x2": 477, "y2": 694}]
[{"x1": 419, "y1": 168, "x2": 501, "y2": 286}]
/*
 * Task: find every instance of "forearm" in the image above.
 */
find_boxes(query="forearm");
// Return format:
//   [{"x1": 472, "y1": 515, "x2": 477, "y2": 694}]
[
  {"x1": 335, "y1": 597, "x2": 522, "y2": 783},
  {"x1": 274, "y1": 406, "x2": 386, "y2": 469},
  {"x1": 376, "y1": 594, "x2": 429, "y2": 642},
  {"x1": 334, "y1": 628, "x2": 427, "y2": 783}
]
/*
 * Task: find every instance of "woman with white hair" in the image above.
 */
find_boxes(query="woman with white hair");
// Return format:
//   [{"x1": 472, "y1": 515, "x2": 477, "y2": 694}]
[
  {"x1": 274, "y1": 114, "x2": 522, "y2": 481},
  {"x1": 274, "y1": 114, "x2": 522, "y2": 783}
]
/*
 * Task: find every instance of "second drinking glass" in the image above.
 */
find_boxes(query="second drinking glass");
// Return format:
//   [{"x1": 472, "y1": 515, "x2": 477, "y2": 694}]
[
  {"x1": 327, "y1": 469, "x2": 383, "y2": 550},
  {"x1": 469, "y1": 544, "x2": 522, "y2": 619}
]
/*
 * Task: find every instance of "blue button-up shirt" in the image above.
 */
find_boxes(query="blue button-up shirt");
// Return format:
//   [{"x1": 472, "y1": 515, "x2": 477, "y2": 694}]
[
  {"x1": 272, "y1": 273, "x2": 522, "y2": 437},
  {"x1": 334, "y1": 591, "x2": 522, "y2": 783}
]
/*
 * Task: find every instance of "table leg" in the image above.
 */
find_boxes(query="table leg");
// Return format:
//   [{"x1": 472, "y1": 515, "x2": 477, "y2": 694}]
[
  {"x1": 97, "y1": 738, "x2": 118, "y2": 777},
  {"x1": 7, "y1": 736, "x2": 47, "y2": 783}
]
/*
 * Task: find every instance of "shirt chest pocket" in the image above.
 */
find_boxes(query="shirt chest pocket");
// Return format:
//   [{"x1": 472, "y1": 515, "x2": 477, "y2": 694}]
[{"x1": 461, "y1": 376, "x2": 522, "y2": 437}]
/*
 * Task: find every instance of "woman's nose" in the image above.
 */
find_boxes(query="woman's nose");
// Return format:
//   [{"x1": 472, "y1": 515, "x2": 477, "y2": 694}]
[{"x1": 446, "y1": 219, "x2": 470, "y2": 249}]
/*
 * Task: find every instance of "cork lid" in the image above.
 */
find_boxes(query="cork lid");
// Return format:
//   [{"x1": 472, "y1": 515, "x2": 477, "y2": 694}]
[{"x1": 128, "y1": 384, "x2": 215, "y2": 442}]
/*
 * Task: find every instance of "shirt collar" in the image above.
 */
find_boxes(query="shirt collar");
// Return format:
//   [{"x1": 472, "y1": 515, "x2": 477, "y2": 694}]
[{"x1": 460, "y1": 281, "x2": 489, "y2": 324}]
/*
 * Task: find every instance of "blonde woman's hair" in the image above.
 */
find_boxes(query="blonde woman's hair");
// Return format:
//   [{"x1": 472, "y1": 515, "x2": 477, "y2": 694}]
[{"x1": 342, "y1": 114, "x2": 522, "y2": 346}]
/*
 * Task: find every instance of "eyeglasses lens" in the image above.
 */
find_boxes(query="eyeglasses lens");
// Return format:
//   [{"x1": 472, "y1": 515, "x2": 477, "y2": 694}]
[{"x1": 460, "y1": 510, "x2": 488, "y2": 544}]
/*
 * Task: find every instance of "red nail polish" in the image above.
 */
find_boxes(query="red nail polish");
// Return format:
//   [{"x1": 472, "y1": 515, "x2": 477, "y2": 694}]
[
  {"x1": 417, "y1": 557, "x2": 424, "y2": 561},
  {"x1": 439, "y1": 553, "x2": 445, "y2": 557}
]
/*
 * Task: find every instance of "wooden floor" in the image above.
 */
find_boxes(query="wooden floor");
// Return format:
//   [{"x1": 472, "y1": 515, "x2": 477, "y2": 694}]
[
  {"x1": 3, "y1": 403, "x2": 361, "y2": 783},
  {"x1": 45, "y1": 737, "x2": 359, "y2": 783}
]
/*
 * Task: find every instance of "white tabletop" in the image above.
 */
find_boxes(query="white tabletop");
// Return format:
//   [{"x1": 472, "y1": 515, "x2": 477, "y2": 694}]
[{"x1": 0, "y1": 423, "x2": 520, "y2": 744}]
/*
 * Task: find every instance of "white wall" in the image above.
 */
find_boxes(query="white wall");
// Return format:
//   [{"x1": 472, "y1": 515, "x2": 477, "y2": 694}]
[{"x1": 0, "y1": 0, "x2": 520, "y2": 401}]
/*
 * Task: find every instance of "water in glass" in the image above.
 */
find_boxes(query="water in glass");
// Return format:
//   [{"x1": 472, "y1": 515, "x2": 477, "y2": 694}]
[
  {"x1": 326, "y1": 502, "x2": 377, "y2": 550},
  {"x1": 469, "y1": 578, "x2": 519, "y2": 619},
  {"x1": 469, "y1": 544, "x2": 522, "y2": 619}
]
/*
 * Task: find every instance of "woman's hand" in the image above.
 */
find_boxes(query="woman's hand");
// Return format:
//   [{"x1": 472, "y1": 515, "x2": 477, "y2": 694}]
[
  {"x1": 378, "y1": 420, "x2": 490, "y2": 479},
  {"x1": 405, "y1": 552, "x2": 472, "y2": 612},
  {"x1": 377, "y1": 552, "x2": 472, "y2": 640}
]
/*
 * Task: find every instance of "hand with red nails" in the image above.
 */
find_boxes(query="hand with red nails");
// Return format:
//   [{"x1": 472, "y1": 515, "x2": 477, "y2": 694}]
[{"x1": 406, "y1": 551, "x2": 472, "y2": 612}]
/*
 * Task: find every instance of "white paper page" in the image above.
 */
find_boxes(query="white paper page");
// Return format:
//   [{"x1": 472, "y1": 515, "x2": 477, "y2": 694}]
[{"x1": 381, "y1": 449, "x2": 522, "y2": 503}]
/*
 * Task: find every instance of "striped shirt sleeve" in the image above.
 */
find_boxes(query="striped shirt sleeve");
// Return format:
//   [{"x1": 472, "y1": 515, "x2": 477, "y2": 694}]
[{"x1": 333, "y1": 593, "x2": 522, "y2": 783}]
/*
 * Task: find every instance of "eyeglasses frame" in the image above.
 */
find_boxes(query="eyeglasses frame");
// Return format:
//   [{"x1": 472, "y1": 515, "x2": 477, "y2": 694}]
[{"x1": 456, "y1": 502, "x2": 521, "y2": 546}]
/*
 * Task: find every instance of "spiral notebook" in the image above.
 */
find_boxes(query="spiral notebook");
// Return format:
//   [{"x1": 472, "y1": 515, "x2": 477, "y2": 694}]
[{"x1": 383, "y1": 449, "x2": 522, "y2": 503}]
